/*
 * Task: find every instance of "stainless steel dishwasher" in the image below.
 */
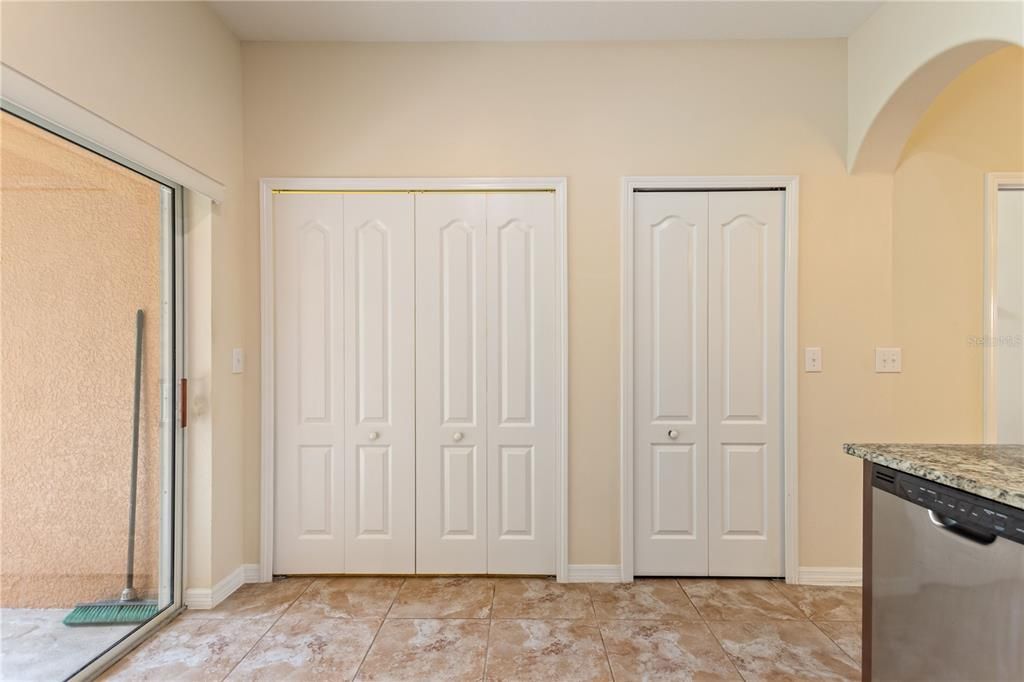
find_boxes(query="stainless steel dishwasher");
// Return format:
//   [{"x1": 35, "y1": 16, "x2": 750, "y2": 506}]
[{"x1": 871, "y1": 465, "x2": 1024, "y2": 681}]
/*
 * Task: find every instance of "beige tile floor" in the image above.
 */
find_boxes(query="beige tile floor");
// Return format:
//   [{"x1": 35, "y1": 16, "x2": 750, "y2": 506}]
[{"x1": 102, "y1": 576, "x2": 862, "y2": 681}]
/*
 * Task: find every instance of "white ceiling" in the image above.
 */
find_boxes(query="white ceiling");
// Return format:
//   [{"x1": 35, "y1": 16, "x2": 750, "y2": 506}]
[{"x1": 211, "y1": 1, "x2": 883, "y2": 42}]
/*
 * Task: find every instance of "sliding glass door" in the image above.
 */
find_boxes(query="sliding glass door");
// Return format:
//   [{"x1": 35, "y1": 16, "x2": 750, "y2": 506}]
[{"x1": 0, "y1": 107, "x2": 184, "y2": 681}]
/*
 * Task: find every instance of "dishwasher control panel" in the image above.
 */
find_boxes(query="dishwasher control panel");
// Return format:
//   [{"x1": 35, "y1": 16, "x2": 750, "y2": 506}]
[{"x1": 872, "y1": 464, "x2": 1024, "y2": 546}]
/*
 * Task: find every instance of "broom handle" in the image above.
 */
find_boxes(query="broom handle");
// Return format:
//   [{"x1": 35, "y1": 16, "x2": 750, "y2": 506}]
[{"x1": 126, "y1": 309, "x2": 144, "y2": 593}]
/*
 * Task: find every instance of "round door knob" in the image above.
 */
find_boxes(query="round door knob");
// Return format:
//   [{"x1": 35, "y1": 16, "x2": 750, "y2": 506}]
[
  {"x1": 667, "y1": 429, "x2": 679, "y2": 440},
  {"x1": 368, "y1": 431, "x2": 379, "y2": 441},
  {"x1": 453, "y1": 432, "x2": 464, "y2": 442}
]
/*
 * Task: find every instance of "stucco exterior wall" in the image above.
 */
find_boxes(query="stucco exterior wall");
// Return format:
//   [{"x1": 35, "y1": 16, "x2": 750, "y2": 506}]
[{"x1": 0, "y1": 112, "x2": 163, "y2": 607}]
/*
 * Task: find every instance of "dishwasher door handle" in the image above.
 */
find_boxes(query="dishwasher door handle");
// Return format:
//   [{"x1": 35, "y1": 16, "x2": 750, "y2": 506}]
[{"x1": 927, "y1": 509, "x2": 998, "y2": 545}]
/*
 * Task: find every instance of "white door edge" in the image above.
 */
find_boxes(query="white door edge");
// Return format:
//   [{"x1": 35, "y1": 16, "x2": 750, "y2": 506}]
[
  {"x1": 983, "y1": 172, "x2": 1024, "y2": 443},
  {"x1": 620, "y1": 176, "x2": 800, "y2": 584},
  {"x1": 260, "y1": 177, "x2": 569, "y2": 582}
]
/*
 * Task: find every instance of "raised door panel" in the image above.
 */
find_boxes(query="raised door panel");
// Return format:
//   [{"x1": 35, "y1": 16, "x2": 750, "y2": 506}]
[
  {"x1": 651, "y1": 445, "x2": 697, "y2": 536},
  {"x1": 486, "y1": 192, "x2": 557, "y2": 574},
  {"x1": 720, "y1": 444, "x2": 767, "y2": 537},
  {"x1": 355, "y1": 221, "x2": 392, "y2": 424},
  {"x1": 708, "y1": 190, "x2": 783, "y2": 576},
  {"x1": 720, "y1": 215, "x2": 766, "y2": 423},
  {"x1": 498, "y1": 445, "x2": 534, "y2": 537},
  {"x1": 343, "y1": 193, "x2": 416, "y2": 573},
  {"x1": 273, "y1": 193, "x2": 346, "y2": 574},
  {"x1": 298, "y1": 224, "x2": 332, "y2": 423},
  {"x1": 633, "y1": 191, "x2": 709, "y2": 576},
  {"x1": 415, "y1": 193, "x2": 487, "y2": 573}
]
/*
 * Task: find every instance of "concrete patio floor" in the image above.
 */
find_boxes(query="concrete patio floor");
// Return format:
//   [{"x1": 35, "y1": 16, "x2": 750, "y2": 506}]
[{"x1": 1, "y1": 608, "x2": 135, "y2": 681}]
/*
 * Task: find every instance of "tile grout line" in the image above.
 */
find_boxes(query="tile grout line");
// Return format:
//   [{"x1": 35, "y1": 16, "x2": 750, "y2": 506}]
[
  {"x1": 593, "y1": 611, "x2": 616, "y2": 682},
  {"x1": 676, "y1": 578, "x2": 754, "y2": 682},
  {"x1": 771, "y1": 580, "x2": 864, "y2": 668},
  {"x1": 219, "y1": 578, "x2": 317, "y2": 681},
  {"x1": 586, "y1": 587, "x2": 613, "y2": 681},
  {"x1": 481, "y1": 582, "x2": 496, "y2": 681},
  {"x1": 352, "y1": 577, "x2": 405, "y2": 681},
  {"x1": 809, "y1": 619, "x2": 863, "y2": 670},
  {"x1": 702, "y1": 621, "x2": 751, "y2": 682},
  {"x1": 673, "y1": 578, "x2": 704, "y2": 621},
  {"x1": 768, "y1": 579, "x2": 805, "y2": 613}
]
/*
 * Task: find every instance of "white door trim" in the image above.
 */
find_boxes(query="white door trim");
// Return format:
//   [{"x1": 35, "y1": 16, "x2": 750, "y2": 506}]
[
  {"x1": 983, "y1": 172, "x2": 1024, "y2": 442},
  {"x1": 620, "y1": 176, "x2": 799, "y2": 583},
  {"x1": 260, "y1": 177, "x2": 569, "y2": 582}
]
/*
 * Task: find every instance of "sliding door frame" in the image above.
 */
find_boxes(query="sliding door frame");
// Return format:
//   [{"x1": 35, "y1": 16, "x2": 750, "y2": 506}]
[
  {"x1": 619, "y1": 175, "x2": 799, "y2": 584},
  {"x1": 0, "y1": 100, "x2": 186, "y2": 680},
  {"x1": 259, "y1": 176, "x2": 569, "y2": 582}
]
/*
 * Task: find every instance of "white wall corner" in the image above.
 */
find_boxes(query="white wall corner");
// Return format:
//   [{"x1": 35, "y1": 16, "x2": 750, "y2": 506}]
[
  {"x1": 797, "y1": 567, "x2": 863, "y2": 587},
  {"x1": 184, "y1": 563, "x2": 261, "y2": 610},
  {"x1": 566, "y1": 564, "x2": 624, "y2": 583}
]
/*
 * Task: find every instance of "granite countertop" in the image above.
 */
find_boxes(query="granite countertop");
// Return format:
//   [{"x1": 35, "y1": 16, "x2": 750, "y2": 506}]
[{"x1": 844, "y1": 443, "x2": 1024, "y2": 511}]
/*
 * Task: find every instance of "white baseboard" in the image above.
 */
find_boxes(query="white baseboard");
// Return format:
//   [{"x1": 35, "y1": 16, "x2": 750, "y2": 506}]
[
  {"x1": 207, "y1": 563, "x2": 856, "y2": 588},
  {"x1": 797, "y1": 567, "x2": 862, "y2": 586},
  {"x1": 241, "y1": 563, "x2": 262, "y2": 583},
  {"x1": 185, "y1": 563, "x2": 262, "y2": 609},
  {"x1": 566, "y1": 564, "x2": 623, "y2": 583}
]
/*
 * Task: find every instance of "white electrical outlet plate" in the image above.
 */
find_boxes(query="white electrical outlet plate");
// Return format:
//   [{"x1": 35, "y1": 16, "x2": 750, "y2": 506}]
[
  {"x1": 875, "y1": 347, "x2": 901, "y2": 373},
  {"x1": 232, "y1": 348, "x2": 245, "y2": 374},
  {"x1": 804, "y1": 347, "x2": 822, "y2": 372}
]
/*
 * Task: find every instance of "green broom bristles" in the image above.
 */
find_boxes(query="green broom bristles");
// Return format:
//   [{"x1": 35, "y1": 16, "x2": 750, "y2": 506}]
[{"x1": 63, "y1": 601, "x2": 159, "y2": 626}]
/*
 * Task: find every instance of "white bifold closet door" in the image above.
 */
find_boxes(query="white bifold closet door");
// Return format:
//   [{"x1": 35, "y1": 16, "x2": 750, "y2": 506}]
[
  {"x1": 634, "y1": 191, "x2": 710, "y2": 575},
  {"x1": 274, "y1": 192, "x2": 416, "y2": 574},
  {"x1": 415, "y1": 193, "x2": 488, "y2": 572},
  {"x1": 275, "y1": 189, "x2": 556, "y2": 576},
  {"x1": 416, "y1": 192, "x2": 557, "y2": 575},
  {"x1": 635, "y1": 189, "x2": 784, "y2": 577}
]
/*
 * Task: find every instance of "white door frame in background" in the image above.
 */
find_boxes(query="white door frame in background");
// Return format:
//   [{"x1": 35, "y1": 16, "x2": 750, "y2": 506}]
[
  {"x1": 619, "y1": 176, "x2": 800, "y2": 584},
  {"x1": 983, "y1": 172, "x2": 1024, "y2": 442},
  {"x1": 259, "y1": 177, "x2": 569, "y2": 582}
]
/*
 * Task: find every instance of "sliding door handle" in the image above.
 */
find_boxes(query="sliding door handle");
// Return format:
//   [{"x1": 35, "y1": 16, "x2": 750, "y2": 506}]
[{"x1": 179, "y1": 378, "x2": 188, "y2": 429}]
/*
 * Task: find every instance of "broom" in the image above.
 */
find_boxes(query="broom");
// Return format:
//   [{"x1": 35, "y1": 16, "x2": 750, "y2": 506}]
[{"x1": 64, "y1": 310, "x2": 159, "y2": 626}]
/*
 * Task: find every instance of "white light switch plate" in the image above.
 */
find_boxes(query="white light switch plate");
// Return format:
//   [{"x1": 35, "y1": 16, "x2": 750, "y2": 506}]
[
  {"x1": 232, "y1": 348, "x2": 245, "y2": 374},
  {"x1": 875, "y1": 347, "x2": 901, "y2": 373},
  {"x1": 804, "y1": 347, "x2": 822, "y2": 372}
]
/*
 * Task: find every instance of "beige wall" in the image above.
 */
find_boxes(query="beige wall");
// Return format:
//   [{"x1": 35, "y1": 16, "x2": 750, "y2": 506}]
[
  {"x1": 1, "y1": 1, "x2": 246, "y2": 588},
  {"x1": 0, "y1": 112, "x2": 162, "y2": 607},
  {"x1": 892, "y1": 46, "x2": 1024, "y2": 442},
  {"x1": 241, "y1": 40, "x2": 896, "y2": 568}
]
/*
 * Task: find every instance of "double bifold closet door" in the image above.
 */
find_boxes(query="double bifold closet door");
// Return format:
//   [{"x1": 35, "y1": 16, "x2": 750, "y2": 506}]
[
  {"x1": 273, "y1": 191, "x2": 556, "y2": 576},
  {"x1": 634, "y1": 190, "x2": 784, "y2": 577}
]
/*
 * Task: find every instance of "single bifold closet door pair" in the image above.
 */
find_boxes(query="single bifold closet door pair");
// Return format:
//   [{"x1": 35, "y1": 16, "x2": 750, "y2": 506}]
[
  {"x1": 273, "y1": 191, "x2": 556, "y2": 576},
  {"x1": 634, "y1": 190, "x2": 785, "y2": 577}
]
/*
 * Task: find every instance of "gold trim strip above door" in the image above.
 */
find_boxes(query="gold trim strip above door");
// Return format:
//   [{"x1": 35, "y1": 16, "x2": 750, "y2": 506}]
[{"x1": 271, "y1": 188, "x2": 555, "y2": 195}]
